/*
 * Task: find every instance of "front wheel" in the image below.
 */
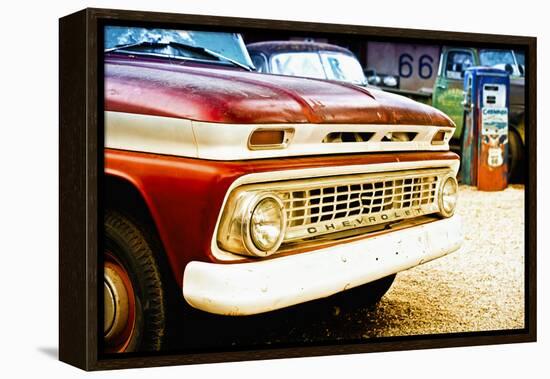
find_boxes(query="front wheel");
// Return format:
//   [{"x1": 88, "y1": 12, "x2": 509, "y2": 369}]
[{"x1": 103, "y1": 210, "x2": 166, "y2": 353}]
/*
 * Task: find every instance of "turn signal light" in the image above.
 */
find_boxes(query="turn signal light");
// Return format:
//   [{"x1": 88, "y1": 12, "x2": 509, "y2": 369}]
[
  {"x1": 248, "y1": 128, "x2": 294, "y2": 150},
  {"x1": 431, "y1": 130, "x2": 447, "y2": 145}
]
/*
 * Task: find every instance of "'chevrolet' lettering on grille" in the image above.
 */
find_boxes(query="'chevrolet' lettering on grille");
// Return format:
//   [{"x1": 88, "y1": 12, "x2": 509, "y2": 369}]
[{"x1": 305, "y1": 208, "x2": 424, "y2": 235}]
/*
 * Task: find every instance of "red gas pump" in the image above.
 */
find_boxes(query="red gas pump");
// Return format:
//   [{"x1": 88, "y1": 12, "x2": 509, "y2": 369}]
[{"x1": 461, "y1": 67, "x2": 510, "y2": 191}]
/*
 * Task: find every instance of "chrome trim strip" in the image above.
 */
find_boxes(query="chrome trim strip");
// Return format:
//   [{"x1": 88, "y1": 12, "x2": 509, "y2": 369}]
[{"x1": 105, "y1": 111, "x2": 454, "y2": 160}]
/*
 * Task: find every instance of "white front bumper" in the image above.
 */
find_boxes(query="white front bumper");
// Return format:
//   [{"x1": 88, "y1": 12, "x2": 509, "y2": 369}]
[{"x1": 183, "y1": 216, "x2": 463, "y2": 316}]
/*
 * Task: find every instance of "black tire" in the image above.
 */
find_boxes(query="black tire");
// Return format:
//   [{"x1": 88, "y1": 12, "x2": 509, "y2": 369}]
[
  {"x1": 103, "y1": 210, "x2": 166, "y2": 353},
  {"x1": 335, "y1": 274, "x2": 396, "y2": 309},
  {"x1": 508, "y1": 129, "x2": 524, "y2": 183}
]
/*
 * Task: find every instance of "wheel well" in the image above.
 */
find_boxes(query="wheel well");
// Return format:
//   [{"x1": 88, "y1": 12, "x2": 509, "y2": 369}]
[
  {"x1": 104, "y1": 175, "x2": 180, "y2": 291},
  {"x1": 105, "y1": 175, "x2": 151, "y2": 225}
]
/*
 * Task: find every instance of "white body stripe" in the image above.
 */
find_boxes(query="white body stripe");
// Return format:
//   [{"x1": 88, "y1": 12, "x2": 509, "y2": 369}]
[
  {"x1": 105, "y1": 111, "x2": 453, "y2": 160},
  {"x1": 105, "y1": 111, "x2": 198, "y2": 157}
]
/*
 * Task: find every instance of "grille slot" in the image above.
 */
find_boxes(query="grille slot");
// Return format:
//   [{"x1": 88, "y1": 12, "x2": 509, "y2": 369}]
[{"x1": 323, "y1": 132, "x2": 375, "y2": 143}]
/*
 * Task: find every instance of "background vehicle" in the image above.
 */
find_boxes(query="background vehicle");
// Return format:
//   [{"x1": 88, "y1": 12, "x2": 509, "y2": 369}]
[{"x1": 247, "y1": 41, "x2": 369, "y2": 86}]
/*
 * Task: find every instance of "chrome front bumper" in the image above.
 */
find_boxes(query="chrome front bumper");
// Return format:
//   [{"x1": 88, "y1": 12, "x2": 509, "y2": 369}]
[{"x1": 183, "y1": 215, "x2": 463, "y2": 316}]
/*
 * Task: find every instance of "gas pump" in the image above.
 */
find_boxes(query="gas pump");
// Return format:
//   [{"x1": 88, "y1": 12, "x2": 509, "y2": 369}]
[{"x1": 460, "y1": 67, "x2": 510, "y2": 191}]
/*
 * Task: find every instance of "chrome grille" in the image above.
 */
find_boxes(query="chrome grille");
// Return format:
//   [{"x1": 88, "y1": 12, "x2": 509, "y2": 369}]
[
  {"x1": 276, "y1": 169, "x2": 448, "y2": 242},
  {"x1": 283, "y1": 177, "x2": 437, "y2": 226}
]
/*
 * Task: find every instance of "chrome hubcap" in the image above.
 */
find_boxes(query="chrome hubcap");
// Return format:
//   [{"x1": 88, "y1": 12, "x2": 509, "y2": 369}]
[
  {"x1": 103, "y1": 282, "x2": 116, "y2": 334},
  {"x1": 103, "y1": 263, "x2": 130, "y2": 343}
]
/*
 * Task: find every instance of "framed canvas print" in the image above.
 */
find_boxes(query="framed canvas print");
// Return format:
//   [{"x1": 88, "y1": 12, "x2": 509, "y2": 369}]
[{"x1": 59, "y1": 7, "x2": 536, "y2": 371}]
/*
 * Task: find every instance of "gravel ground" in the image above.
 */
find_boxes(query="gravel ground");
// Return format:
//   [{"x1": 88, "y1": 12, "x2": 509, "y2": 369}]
[
  {"x1": 354, "y1": 184, "x2": 525, "y2": 338},
  {"x1": 173, "y1": 185, "x2": 525, "y2": 350}
]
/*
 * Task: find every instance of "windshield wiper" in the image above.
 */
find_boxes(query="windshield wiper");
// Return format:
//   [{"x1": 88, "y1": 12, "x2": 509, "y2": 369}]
[{"x1": 105, "y1": 41, "x2": 253, "y2": 71}]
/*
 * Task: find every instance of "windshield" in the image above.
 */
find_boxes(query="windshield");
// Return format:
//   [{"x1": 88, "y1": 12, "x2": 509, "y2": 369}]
[
  {"x1": 514, "y1": 50, "x2": 525, "y2": 66},
  {"x1": 479, "y1": 50, "x2": 515, "y2": 66},
  {"x1": 479, "y1": 49, "x2": 521, "y2": 76},
  {"x1": 104, "y1": 26, "x2": 253, "y2": 68},
  {"x1": 270, "y1": 51, "x2": 366, "y2": 85}
]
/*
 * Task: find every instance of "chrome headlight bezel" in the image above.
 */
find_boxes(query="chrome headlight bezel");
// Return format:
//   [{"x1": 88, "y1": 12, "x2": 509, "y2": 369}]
[
  {"x1": 217, "y1": 191, "x2": 287, "y2": 257},
  {"x1": 242, "y1": 193, "x2": 286, "y2": 256},
  {"x1": 438, "y1": 175, "x2": 458, "y2": 218}
]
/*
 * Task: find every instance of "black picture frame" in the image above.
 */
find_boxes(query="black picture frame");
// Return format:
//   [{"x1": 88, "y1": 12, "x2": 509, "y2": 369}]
[{"x1": 59, "y1": 7, "x2": 537, "y2": 371}]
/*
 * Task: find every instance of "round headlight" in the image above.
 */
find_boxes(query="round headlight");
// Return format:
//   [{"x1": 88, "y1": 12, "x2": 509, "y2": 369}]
[
  {"x1": 246, "y1": 194, "x2": 286, "y2": 255},
  {"x1": 438, "y1": 176, "x2": 458, "y2": 217}
]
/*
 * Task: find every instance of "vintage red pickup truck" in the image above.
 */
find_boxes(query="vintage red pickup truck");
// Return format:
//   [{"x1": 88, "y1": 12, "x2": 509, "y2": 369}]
[{"x1": 103, "y1": 27, "x2": 463, "y2": 353}]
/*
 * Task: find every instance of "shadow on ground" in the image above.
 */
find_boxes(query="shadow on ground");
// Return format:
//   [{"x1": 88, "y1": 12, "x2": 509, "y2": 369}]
[{"x1": 37, "y1": 347, "x2": 58, "y2": 359}]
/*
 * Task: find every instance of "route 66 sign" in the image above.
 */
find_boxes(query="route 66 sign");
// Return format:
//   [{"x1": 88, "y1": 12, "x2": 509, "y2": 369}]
[{"x1": 481, "y1": 108, "x2": 508, "y2": 167}]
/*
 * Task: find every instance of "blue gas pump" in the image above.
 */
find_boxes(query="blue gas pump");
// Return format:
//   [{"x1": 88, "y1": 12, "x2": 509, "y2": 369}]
[{"x1": 460, "y1": 67, "x2": 510, "y2": 191}]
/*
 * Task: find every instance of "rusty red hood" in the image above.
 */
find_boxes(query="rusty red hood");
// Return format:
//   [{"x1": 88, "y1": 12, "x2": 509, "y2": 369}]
[{"x1": 105, "y1": 55, "x2": 454, "y2": 127}]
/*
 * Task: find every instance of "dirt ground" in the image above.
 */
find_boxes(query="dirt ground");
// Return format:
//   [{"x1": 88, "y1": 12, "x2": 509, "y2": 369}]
[
  {"x1": 335, "y1": 184, "x2": 526, "y2": 338},
  {"x1": 171, "y1": 185, "x2": 526, "y2": 351}
]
